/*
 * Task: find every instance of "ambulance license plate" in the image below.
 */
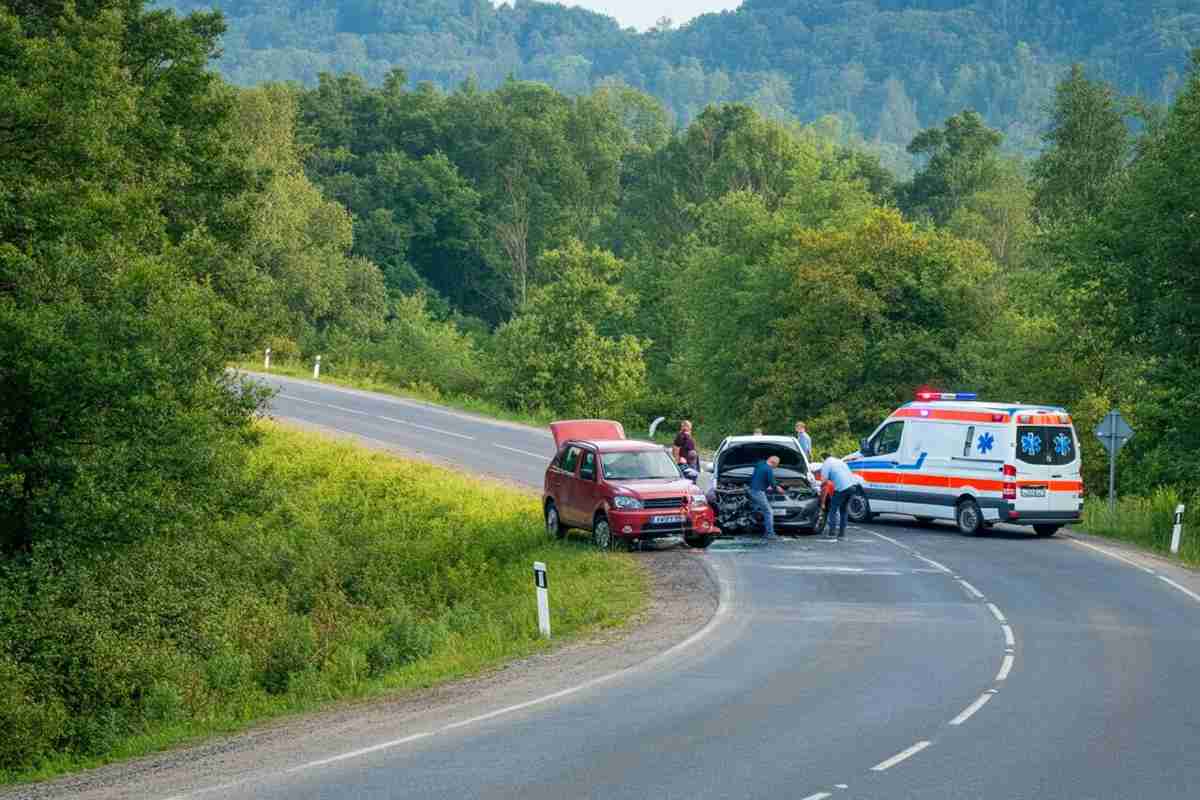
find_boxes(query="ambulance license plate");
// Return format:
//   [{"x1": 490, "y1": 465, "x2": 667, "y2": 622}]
[
  {"x1": 1021, "y1": 487, "x2": 1047, "y2": 498},
  {"x1": 651, "y1": 515, "x2": 685, "y2": 525}
]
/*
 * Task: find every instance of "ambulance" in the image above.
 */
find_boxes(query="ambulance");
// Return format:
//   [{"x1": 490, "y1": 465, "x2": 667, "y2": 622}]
[{"x1": 843, "y1": 392, "x2": 1084, "y2": 537}]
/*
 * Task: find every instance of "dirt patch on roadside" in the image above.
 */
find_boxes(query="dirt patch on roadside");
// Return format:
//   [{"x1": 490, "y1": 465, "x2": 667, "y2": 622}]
[{"x1": 3, "y1": 540, "x2": 719, "y2": 800}]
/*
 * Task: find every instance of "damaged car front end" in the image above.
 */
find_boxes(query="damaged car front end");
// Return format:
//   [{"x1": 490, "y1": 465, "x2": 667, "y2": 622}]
[{"x1": 705, "y1": 437, "x2": 823, "y2": 535}]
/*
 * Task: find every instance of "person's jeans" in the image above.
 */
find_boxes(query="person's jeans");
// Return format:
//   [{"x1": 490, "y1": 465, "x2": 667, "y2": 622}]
[
  {"x1": 828, "y1": 488, "x2": 853, "y2": 537},
  {"x1": 750, "y1": 490, "x2": 776, "y2": 538}
]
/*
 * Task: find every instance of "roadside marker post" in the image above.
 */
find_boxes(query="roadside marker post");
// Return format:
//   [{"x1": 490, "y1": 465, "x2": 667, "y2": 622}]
[
  {"x1": 313, "y1": 354, "x2": 321, "y2": 379},
  {"x1": 533, "y1": 562, "x2": 551, "y2": 638},
  {"x1": 1171, "y1": 504, "x2": 1185, "y2": 555},
  {"x1": 264, "y1": 347, "x2": 271, "y2": 370}
]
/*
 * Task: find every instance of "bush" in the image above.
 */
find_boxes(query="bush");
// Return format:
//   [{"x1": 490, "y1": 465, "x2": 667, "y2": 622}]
[
  {"x1": 1081, "y1": 487, "x2": 1200, "y2": 565},
  {"x1": 0, "y1": 658, "x2": 67, "y2": 771}
]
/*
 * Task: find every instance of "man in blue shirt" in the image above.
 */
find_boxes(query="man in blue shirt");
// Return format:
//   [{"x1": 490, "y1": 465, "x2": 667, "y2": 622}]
[
  {"x1": 749, "y1": 455, "x2": 784, "y2": 541},
  {"x1": 820, "y1": 452, "x2": 859, "y2": 540},
  {"x1": 794, "y1": 421, "x2": 813, "y2": 461}
]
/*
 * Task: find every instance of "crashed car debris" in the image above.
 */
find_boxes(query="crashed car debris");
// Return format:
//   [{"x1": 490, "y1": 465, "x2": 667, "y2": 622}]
[{"x1": 705, "y1": 436, "x2": 823, "y2": 534}]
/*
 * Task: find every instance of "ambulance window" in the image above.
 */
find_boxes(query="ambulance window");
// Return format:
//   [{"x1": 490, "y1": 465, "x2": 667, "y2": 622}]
[
  {"x1": 1016, "y1": 427, "x2": 1048, "y2": 465},
  {"x1": 1045, "y1": 427, "x2": 1077, "y2": 466},
  {"x1": 962, "y1": 425, "x2": 975, "y2": 458},
  {"x1": 873, "y1": 422, "x2": 904, "y2": 457}
]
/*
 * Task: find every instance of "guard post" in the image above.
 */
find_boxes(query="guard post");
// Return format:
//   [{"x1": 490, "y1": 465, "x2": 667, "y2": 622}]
[
  {"x1": 1171, "y1": 504, "x2": 1185, "y2": 555},
  {"x1": 313, "y1": 354, "x2": 321, "y2": 379},
  {"x1": 533, "y1": 561, "x2": 550, "y2": 638},
  {"x1": 264, "y1": 347, "x2": 271, "y2": 370}
]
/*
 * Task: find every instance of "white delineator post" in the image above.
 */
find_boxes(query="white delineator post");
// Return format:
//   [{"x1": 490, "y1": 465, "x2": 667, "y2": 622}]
[
  {"x1": 264, "y1": 347, "x2": 271, "y2": 370},
  {"x1": 533, "y1": 561, "x2": 551, "y2": 638},
  {"x1": 1170, "y1": 504, "x2": 1185, "y2": 555},
  {"x1": 313, "y1": 354, "x2": 321, "y2": 379}
]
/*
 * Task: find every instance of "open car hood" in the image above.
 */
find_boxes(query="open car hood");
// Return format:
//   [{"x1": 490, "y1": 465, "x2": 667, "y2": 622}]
[
  {"x1": 550, "y1": 419, "x2": 625, "y2": 449},
  {"x1": 716, "y1": 441, "x2": 809, "y2": 475}
]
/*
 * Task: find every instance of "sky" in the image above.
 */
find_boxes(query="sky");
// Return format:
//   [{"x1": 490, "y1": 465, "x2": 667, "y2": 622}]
[{"x1": 554, "y1": 1, "x2": 743, "y2": 31}]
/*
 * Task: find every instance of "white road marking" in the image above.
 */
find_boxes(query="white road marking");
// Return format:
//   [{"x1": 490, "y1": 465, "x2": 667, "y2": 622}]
[
  {"x1": 771, "y1": 566, "x2": 903, "y2": 575},
  {"x1": 378, "y1": 415, "x2": 475, "y2": 440},
  {"x1": 279, "y1": 394, "x2": 475, "y2": 440},
  {"x1": 996, "y1": 653, "x2": 1014, "y2": 681},
  {"x1": 986, "y1": 602, "x2": 1007, "y2": 623},
  {"x1": 949, "y1": 692, "x2": 994, "y2": 725},
  {"x1": 493, "y1": 443, "x2": 550, "y2": 460},
  {"x1": 1002, "y1": 624, "x2": 1015, "y2": 647},
  {"x1": 957, "y1": 578, "x2": 985, "y2": 599},
  {"x1": 1158, "y1": 575, "x2": 1200, "y2": 604},
  {"x1": 916, "y1": 556, "x2": 952, "y2": 573},
  {"x1": 871, "y1": 740, "x2": 931, "y2": 771},
  {"x1": 866, "y1": 530, "x2": 912, "y2": 550},
  {"x1": 165, "y1": 560, "x2": 736, "y2": 797},
  {"x1": 912, "y1": 567, "x2": 946, "y2": 573},
  {"x1": 800, "y1": 793, "x2": 832, "y2": 800},
  {"x1": 1069, "y1": 538, "x2": 1157, "y2": 575}
]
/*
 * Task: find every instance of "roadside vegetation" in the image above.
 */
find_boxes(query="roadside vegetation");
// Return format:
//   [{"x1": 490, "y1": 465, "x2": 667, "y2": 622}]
[
  {"x1": 1081, "y1": 493, "x2": 1200, "y2": 567},
  {"x1": 0, "y1": 424, "x2": 645, "y2": 783}
]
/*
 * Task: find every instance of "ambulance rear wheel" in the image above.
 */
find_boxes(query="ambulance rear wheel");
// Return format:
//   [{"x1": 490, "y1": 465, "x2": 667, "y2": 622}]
[
  {"x1": 846, "y1": 491, "x2": 872, "y2": 523},
  {"x1": 956, "y1": 499, "x2": 984, "y2": 536},
  {"x1": 1034, "y1": 524, "x2": 1060, "y2": 538}
]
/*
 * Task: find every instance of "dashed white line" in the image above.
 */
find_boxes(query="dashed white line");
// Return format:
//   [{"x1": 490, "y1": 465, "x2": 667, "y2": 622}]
[
  {"x1": 957, "y1": 578, "x2": 985, "y2": 599},
  {"x1": 1069, "y1": 538, "x2": 1157, "y2": 574},
  {"x1": 280, "y1": 394, "x2": 475, "y2": 439},
  {"x1": 866, "y1": 530, "x2": 912, "y2": 550},
  {"x1": 871, "y1": 740, "x2": 932, "y2": 771},
  {"x1": 493, "y1": 443, "x2": 550, "y2": 460},
  {"x1": 377, "y1": 415, "x2": 475, "y2": 440},
  {"x1": 916, "y1": 556, "x2": 952, "y2": 573},
  {"x1": 1158, "y1": 575, "x2": 1200, "y2": 604},
  {"x1": 986, "y1": 602, "x2": 1007, "y2": 623},
  {"x1": 1002, "y1": 624, "x2": 1015, "y2": 647},
  {"x1": 996, "y1": 653, "x2": 1014, "y2": 681},
  {"x1": 800, "y1": 793, "x2": 832, "y2": 800},
  {"x1": 949, "y1": 692, "x2": 994, "y2": 725}
]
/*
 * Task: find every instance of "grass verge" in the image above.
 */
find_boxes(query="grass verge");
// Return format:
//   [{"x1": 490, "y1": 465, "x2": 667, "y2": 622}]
[
  {"x1": 1079, "y1": 489, "x2": 1200, "y2": 567},
  {"x1": 0, "y1": 422, "x2": 646, "y2": 785}
]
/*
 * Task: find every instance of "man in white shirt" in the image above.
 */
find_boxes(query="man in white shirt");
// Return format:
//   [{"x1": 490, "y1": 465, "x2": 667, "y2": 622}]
[{"x1": 820, "y1": 453, "x2": 858, "y2": 540}]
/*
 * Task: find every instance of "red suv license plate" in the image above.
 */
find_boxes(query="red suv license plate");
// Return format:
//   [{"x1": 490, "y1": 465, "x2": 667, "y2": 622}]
[{"x1": 651, "y1": 515, "x2": 686, "y2": 525}]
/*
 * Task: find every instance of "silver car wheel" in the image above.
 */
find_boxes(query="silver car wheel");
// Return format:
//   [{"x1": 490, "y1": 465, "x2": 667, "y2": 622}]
[{"x1": 593, "y1": 518, "x2": 613, "y2": 550}]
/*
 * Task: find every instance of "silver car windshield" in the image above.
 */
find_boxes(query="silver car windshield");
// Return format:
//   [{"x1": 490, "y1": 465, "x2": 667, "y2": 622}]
[{"x1": 602, "y1": 450, "x2": 680, "y2": 481}]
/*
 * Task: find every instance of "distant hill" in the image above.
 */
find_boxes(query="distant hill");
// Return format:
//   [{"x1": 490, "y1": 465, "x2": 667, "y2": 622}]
[{"x1": 160, "y1": 1, "x2": 1200, "y2": 151}]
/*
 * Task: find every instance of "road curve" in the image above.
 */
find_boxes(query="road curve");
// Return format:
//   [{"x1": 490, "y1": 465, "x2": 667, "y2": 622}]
[{"x1": 193, "y1": 373, "x2": 1200, "y2": 798}]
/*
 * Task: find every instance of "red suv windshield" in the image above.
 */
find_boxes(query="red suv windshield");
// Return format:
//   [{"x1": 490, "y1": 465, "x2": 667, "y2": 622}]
[{"x1": 601, "y1": 450, "x2": 680, "y2": 481}]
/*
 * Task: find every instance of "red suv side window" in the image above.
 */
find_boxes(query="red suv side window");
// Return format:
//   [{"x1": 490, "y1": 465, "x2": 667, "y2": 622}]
[{"x1": 559, "y1": 446, "x2": 581, "y2": 475}]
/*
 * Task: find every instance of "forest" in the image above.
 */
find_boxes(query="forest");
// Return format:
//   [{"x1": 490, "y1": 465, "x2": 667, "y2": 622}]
[
  {"x1": 2, "y1": 0, "x2": 1199, "y2": 776},
  {"x1": 156, "y1": 0, "x2": 1200, "y2": 171}
]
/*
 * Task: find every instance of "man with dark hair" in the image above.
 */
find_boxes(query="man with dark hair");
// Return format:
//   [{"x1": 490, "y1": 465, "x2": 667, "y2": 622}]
[
  {"x1": 672, "y1": 420, "x2": 698, "y2": 471},
  {"x1": 820, "y1": 452, "x2": 857, "y2": 540}
]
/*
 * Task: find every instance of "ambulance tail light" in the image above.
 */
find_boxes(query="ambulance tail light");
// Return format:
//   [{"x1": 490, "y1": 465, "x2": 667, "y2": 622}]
[{"x1": 1002, "y1": 464, "x2": 1017, "y2": 500}]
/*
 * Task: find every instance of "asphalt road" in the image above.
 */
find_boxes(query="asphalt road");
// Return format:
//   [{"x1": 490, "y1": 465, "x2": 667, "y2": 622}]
[{"x1": 231, "y1": 372, "x2": 1200, "y2": 800}]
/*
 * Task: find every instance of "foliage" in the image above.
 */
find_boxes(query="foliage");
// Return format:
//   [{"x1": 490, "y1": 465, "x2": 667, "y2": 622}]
[
  {"x1": 0, "y1": 424, "x2": 646, "y2": 779},
  {"x1": 898, "y1": 110, "x2": 1005, "y2": 224},
  {"x1": 1082, "y1": 488, "x2": 1200, "y2": 566},
  {"x1": 491, "y1": 241, "x2": 647, "y2": 418}
]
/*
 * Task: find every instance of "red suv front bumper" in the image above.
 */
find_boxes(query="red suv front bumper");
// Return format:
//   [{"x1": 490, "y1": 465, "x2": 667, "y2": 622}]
[{"x1": 608, "y1": 507, "x2": 716, "y2": 540}]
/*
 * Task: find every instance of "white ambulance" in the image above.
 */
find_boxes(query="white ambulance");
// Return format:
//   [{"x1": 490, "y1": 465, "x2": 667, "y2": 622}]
[{"x1": 843, "y1": 392, "x2": 1084, "y2": 537}]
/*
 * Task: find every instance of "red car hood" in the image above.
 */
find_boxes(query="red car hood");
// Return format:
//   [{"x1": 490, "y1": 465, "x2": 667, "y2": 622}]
[
  {"x1": 550, "y1": 419, "x2": 625, "y2": 448},
  {"x1": 612, "y1": 479, "x2": 695, "y2": 497}
]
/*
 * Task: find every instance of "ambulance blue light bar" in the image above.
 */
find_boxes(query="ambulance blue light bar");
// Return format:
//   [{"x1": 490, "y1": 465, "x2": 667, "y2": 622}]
[{"x1": 915, "y1": 391, "x2": 978, "y2": 402}]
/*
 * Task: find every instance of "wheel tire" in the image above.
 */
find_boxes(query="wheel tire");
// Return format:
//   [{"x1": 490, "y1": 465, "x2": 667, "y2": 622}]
[
  {"x1": 684, "y1": 534, "x2": 715, "y2": 549},
  {"x1": 1034, "y1": 524, "x2": 1060, "y2": 538},
  {"x1": 592, "y1": 516, "x2": 614, "y2": 550},
  {"x1": 545, "y1": 502, "x2": 566, "y2": 539},
  {"x1": 956, "y1": 499, "x2": 984, "y2": 536},
  {"x1": 811, "y1": 505, "x2": 829, "y2": 536},
  {"x1": 846, "y1": 490, "x2": 872, "y2": 524}
]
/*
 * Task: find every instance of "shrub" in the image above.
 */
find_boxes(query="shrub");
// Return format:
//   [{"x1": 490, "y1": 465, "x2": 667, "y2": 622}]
[{"x1": 0, "y1": 658, "x2": 67, "y2": 771}]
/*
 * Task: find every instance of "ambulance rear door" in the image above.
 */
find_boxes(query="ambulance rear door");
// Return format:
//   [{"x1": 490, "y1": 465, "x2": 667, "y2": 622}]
[
  {"x1": 1044, "y1": 424, "x2": 1082, "y2": 515},
  {"x1": 1013, "y1": 423, "x2": 1053, "y2": 515}
]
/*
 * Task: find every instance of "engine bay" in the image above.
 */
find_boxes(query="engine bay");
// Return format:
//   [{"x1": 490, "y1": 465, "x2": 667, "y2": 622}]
[{"x1": 709, "y1": 479, "x2": 818, "y2": 533}]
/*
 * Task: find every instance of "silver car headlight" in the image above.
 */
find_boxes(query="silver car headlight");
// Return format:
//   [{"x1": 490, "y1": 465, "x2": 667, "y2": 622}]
[
  {"x1": 690, "y1": 494, "x2": 708, "y2": 508},
  {"x1": 612, "y1": 495, "x2": 643, "y2": 510}
]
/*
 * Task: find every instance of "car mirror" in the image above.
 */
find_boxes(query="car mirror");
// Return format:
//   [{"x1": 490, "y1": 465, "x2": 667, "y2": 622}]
[{"x1": 859, "y1": 438, "x2": 873, "y2": 457}]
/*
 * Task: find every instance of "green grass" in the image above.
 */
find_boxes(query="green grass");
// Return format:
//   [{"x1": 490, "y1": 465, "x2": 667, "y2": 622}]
[
  {"x1": 0, "y1": 423, "x2": 646, "y2": 785},
  {"x1": 1079, "y1": 488, "x2": 1200, "y2": 567}
]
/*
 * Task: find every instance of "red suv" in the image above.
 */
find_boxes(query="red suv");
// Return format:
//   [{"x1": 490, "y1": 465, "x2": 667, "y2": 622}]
[{"x1": 543, "y1": 420, "x2": 717, "y2": 549}]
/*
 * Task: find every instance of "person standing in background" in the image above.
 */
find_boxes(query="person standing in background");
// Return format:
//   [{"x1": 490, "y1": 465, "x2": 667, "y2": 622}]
[
  {"x1": 794, "y1": 421, "x2": 812, "y2": 461},
  {"x1": 673, "y1": 420, "x2": 698, "y2": 470}
]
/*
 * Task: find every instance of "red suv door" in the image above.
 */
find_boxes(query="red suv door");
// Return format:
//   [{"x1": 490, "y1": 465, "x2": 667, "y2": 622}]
[
  {"x1": 553, "y1": 445, "x2": 584, "y2": 525},
  {"x1": 570, "y1": 449, "x2": 603, "y2": 528}
]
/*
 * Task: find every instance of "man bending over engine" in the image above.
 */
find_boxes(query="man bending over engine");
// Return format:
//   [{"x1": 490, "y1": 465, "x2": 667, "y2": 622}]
[{"x1": 749, "y1": 455, "x2": 785, "y2": 542}]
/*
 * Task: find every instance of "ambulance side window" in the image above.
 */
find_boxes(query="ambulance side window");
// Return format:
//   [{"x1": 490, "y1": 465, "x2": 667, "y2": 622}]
[
  {"x1": 872, "y1": 421, "x2": 904, "y2": 457},
  {"x1": 962, "y1": 425, "x2": 975, "y2": 457}
]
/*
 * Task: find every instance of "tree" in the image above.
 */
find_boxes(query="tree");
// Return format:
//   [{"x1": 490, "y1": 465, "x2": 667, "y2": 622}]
[
  {"x1": 947, "y1": 157, "x2": 1034, "y2": 268},
  {"x1": 490, "y1": 242, "x2": 646, "y2": 417},
  {"x1": 898, "y1": 110, "x2": 1004, "y2": 224},
  {"x1": 1032, "y1": 64, "x2": 1131, "y2": 222}
]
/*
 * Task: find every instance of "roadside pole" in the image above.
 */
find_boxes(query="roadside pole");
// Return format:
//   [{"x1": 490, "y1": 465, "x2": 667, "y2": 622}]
[
  {"x1": 533, "y1": 562, "x2": 551, "y2": 638},
  {"x1": 264, "y1": 347, "x2": 271, "y2": 370},
  {"x1": 1171, "y1": 504, "x2": 1185, "y2": 555},
  {"x1": 313, "y1": 354, "x2": 321, "y2": 380}
]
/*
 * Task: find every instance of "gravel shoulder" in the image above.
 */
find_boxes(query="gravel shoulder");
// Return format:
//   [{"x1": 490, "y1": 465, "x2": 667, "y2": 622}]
[{"x1": 2, "y1": 423, "x2": 720, "y2": 800}]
